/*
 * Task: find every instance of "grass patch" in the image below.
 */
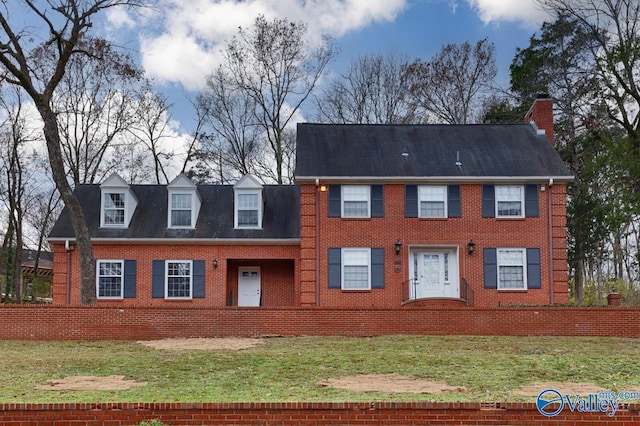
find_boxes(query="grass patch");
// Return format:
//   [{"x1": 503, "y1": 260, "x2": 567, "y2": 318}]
[{"x1": 0, "y1": 336, "x2": 639, "y2": 403}]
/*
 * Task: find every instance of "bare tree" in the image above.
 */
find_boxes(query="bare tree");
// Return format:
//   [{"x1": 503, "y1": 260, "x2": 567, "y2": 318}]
[
  {"x1": 196, "y1": 66, "x2": 263, "y2": 183},
  {"x1": 126, "y1": 86, "x2": 174, "y2": 184},
  {"x1": 0, "y1": 0, "x2": 143, "y2": 304},
  {"x1": 221, "y1": 15, "x2": 337, "y2": 184},
  {"x1": 37, "y1": 36, "x2": 144, "y2": 184},
  {"x1": 316, "y1": 53, "x2": 417, "y2": 124},
  {"x1": 405, "y1": 39, "x2": 497, "y2": 124}
]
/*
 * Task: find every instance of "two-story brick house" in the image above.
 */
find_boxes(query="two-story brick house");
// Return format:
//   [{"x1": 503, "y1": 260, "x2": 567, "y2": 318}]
[{"x1": 48, "y1": 96, "x2": 572, "y2": 308}]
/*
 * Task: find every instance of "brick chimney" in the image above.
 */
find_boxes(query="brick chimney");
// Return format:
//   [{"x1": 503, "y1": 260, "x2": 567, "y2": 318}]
[{"x1": 524, "y1": 94, "x2": 554, "y2": 145}]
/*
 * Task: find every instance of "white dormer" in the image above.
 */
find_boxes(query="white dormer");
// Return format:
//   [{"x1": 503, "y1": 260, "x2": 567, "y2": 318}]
[
  {"x1": 167, "y1": 174, "x2": 201, "y2": 229},
  {"x1": 100, "y1": 173, "x2": 138, "y2": 228},
  {"x1": 234, "y1": 174, "x2": 263, "y2": 229}
]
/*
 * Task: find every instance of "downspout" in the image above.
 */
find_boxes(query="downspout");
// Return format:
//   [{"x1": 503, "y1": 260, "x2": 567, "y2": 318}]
[
  {"x1": 315, "y1": 179, "x2": 320, "y2": 306},
  {"x1": 65, "y1": 240, "x2": 72, "y2": 305},
  {"x1": 547, "y1": 179, "x2": 555, "y2": 304}
]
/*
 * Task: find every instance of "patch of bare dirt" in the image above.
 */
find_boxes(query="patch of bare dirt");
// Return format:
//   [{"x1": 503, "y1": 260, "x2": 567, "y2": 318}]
[
  {"x1": 136, "y1": 337, "x2": 264, "y2": 350},
  {"x1": 515, "y1": 381, "x2": 606, "y2": 397},
  {"x1": 318, "y1": 374, "x2": 467, "y2": 394},
  {"x1": 36, "y1": 376, "x2": 147, "y2": 391}
]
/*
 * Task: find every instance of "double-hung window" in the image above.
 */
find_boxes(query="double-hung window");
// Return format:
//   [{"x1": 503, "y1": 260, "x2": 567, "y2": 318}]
[
  {"x1": 419, "y1": 186, "x2": 447, "y2": 218},
  {"x1": 496, "y1": 185, "x2": 524, "y2": 217},
  {"x1": 170, "y1": 193, "x2": 192, "y2": 227},
  {"x1": 497, "y1": 249, "x2": 526, "y2": 290},
  {"x1": 96, "y1": 260, "x2": 124, "y2": 298},
  {"x1": 166, "y1": 260, "x2": 192, "y2": 299},
  {"x1": 103, "y1": 193, "x2": 125, "y2": 226},
  {"x1": 342, "y1": 186, "x2": 370, "y2": 217},
  {"x1": 342, "y1": 248, "x2": 370, "y2": 290},
  {"x1": 236, "y1": 193, "x2": 260, "y2": 227}
]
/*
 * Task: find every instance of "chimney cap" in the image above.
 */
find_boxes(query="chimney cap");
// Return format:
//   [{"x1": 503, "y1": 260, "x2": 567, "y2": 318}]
[{"x1": 536, "y1": 93, "x2": 551, "y2": 99}]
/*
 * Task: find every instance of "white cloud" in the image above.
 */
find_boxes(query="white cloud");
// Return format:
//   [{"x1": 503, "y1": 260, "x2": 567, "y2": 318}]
[
  {"x1": 134, "y1": 0, "x2": 406, "y2": 90},
  {"x1": 466, "y1": 0, "x2": 551, "y2": 28}
]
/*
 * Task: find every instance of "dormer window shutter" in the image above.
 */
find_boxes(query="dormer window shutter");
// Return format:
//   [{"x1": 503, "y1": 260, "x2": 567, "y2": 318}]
[{"x1": 447, "y1": 185, "x2": 461, "y2": 218}]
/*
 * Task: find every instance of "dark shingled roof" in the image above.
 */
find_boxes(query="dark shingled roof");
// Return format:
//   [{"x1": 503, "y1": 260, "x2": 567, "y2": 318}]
[
  {"x1": 295, "y1": 123, "x2": 572, "y2": 180},
  {"x1": 49, "y1": 184, "x2": 300, "y2": 240}
]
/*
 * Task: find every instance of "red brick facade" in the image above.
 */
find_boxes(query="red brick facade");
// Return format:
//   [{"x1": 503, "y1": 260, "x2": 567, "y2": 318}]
[
  {"x1": 299, "y1": 182, "x2": 568, "y2": 308},
  {"x1": 50, "y1": 97, "x2": 570, "y2": 309}
]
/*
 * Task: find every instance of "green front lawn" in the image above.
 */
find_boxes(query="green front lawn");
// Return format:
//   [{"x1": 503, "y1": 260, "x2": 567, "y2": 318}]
[{"x1": 0, "y1": 335, "x2": 638, "y2": 403}]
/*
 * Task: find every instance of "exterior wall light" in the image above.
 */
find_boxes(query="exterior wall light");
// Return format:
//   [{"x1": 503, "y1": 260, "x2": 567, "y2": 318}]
[
  {"x1": 395, "y1": 240, "x2": 402, "y2": 255},
  {"x1": 213, "y1": 259, "x2": 218, "y2": 269},
  {"x1": 467, "y1": 240, "x2": 476, "y2": 255}
]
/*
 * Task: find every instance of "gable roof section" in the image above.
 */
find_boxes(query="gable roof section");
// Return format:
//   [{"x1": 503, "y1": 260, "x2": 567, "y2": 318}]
[
  {"x1": 48, "y1": 184, "x2": 300, "y2": 241},
  {"x1": 295, "y1": 123, "x2": 572, "y2": 182}
]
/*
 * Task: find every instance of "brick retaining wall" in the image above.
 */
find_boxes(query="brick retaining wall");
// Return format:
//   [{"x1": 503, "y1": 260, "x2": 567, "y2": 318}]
[
  {"x1": 1, "y1": 402, "x2": 638, "y2": 425},
  {"x1": 0, "y1": 305, "x2": 638, "y2": 340}
]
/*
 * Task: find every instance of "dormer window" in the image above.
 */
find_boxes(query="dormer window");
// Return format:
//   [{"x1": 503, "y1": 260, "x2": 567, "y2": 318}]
[
  {"x1": 100, "y1": 173, "x2": 138, "y2": 228},
  {"x1": 167, "y1": 174, "x2": 201, "y2": 229},
  {"x1": 234, "y1": 175, "x2": 263, "y2": 229},
  {"x1": 104, "y1": 192, "x2": 125, "y2": 225},
  {"x1": 170, "y1": 193, "x2": 192, "y2": 227}
]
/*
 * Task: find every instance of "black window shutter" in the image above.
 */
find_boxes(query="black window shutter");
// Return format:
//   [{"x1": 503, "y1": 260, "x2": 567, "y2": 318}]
[
  {"x1": 328, "y1": 248, "x2": 342, "y2": 288},
  {"x1": 371, "y1": 248, "x2": 385, "y2": 289},
  {"x1": 405, "y1": 185, "x2": 418, "y2": 217},
  {"x1": 447, "y1": 185, "x2": 461, "y2": 218},
  {"x1": 527, "y1": 248, "x2": 542, "y2": 289},
  {"x1": 482, "y1": 185, "x2": 495, "y2": 217},
  {"x1": 123, "y1": 260, "x2": 137, "y2": 298},
  {"x1": 483, "y1": 248, "x2": 497, "y2": 289},
  {"x1": 525, "y1": 184, "x2": 539, "y2": 217},
  {"x1": 193, "y1": 260, "x2": 205, "y2": 298},
  {"x1": 371, "y1": 185, "x2": 384, "y2": 217},
  {"x1": 328, "y1": 185, "x2": 341, "y2": 217},
  {"x1": 152, "y1": 260, "x2": 165, "y2": 298}
]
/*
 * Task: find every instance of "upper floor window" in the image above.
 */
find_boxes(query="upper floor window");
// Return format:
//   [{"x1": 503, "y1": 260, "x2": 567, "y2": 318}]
[
  {"x1": 419, "y1": 186, "x2": 447, "y2": 218},
  {"x1": 234, "y1": 175, "x2": 263, "y2": 229},
  {"x1": 482, "y1": 184, "x2": 539, "y2": 218},
  {"x1": 342, "y1": 185, "x2": 370, "y2": 217},
  {"x1": 103, "y1": 193, "x2": 125, "y2": 226},
  {"x1": 170, "y1": 193, "x2": 193, "y2": 227},
  {"x1": 237, "y1": 193, "x2": 260, "y2": 227},
  {"x1": 167, "y1": 174, "x2": 201, "y2": 229},
  {"x1": 100, "y1": 173, "x2": 138, "y2": 228},
  {"x1": 496, "y1": 185, "x2": 524, "y2": 217}
]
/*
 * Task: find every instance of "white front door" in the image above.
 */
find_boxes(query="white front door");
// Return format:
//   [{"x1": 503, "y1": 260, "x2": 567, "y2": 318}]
[
  {"x1": 411, "y1": 250, "x2": 459, "y2": 299},
  {"x1": 238, "y1": 267, "x2": 261, "y2": 307}
]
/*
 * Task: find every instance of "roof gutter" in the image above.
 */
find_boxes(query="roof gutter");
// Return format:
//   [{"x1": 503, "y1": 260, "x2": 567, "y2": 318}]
[
  {"x1": 49, "y1": 238, "x2": 301, "y2": 246},
  {"x1": 295, "y1": 175, "x2": 575, "y2": 184}
]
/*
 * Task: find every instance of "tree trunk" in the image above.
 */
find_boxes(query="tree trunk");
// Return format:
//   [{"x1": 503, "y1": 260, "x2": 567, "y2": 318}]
[
  {"x1": 574, "y1": 242, "x2": 585, "y2": 306},
  {"x1": 37, "y1": 104, "x2": 96, "y2": 304}
]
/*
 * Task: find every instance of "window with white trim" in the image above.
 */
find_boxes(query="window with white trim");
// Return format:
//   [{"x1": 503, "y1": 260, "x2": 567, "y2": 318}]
[
  {"x1": 342, "y1": 248, "x2": 370, "y2": 290},
  {"x1": 236, "y1": 192, "x2": 260, "y2": 227},
  {"x1": 96, "y1": 260, "x2": 124, "y2": 298},
  {"x1": 419, "y1": 185, "x2": 447, "y2": 218},
  {"x1": 170, "y1": 193, "x2": 193, "y2": 227},
  {"x1": 497, "y1": 248, "x2": 526, "y2": 290},
  {"x1": 166, "y1": 260, "x2": 192, "y2": 299},
  {"x1": 342, "y1": 185, "x2": 370, "y2": 217},
  {"x1": 103, "y1": 193, "x2": 125, "y2": 226},
  {"x1": 496, "y1": 185, "x2": 524, "y2": 217}
]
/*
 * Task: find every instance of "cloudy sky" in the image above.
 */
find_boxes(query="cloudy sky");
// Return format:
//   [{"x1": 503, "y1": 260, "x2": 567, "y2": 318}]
[
  {"x1": 98, "y1": 0, "x2": 552, "y2": 131},
  {"x1": 6, "y1": 0, "x2": 552, "y2": 139}
]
